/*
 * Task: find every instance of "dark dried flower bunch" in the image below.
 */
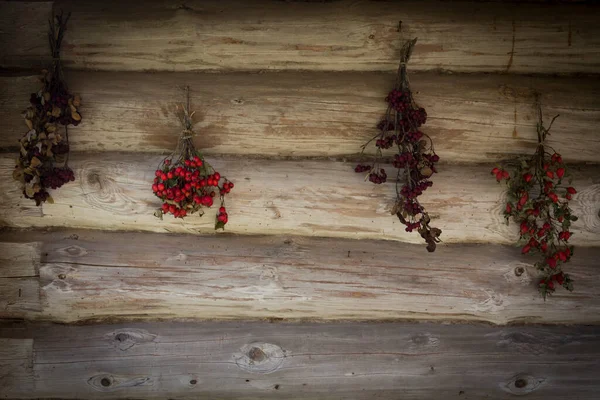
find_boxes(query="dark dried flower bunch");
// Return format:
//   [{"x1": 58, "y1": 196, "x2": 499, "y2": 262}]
[
  {"x1": 152, "y1": 87, "x2": 233, "y2": 229},
  {"x1": 493, "y1": 102, "x2": 577, "y2": 299},
  {"x1": 356, "y1": 38, "x2": 441, "y2": 251},
  {"x1": 13, "y1": 12, "x2": 80, "y2": 205}
]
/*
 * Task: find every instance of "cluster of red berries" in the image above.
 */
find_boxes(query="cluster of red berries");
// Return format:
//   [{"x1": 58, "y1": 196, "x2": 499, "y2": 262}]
[
  {"x1": 493, "y1": 114, "x2": 577, "y2": 298},
  {"x1": 41, "y1": 167, "x2": 75, "y2": 189},
  {"x1": 355, "y1": 38, "x2": 442, "y2": 252},
  {"x1": 368, "y1": 169, "x2": 387, "y2": 184},
  {"x1": 152, "y1": 154, "x2": 233, "y2": 228}
]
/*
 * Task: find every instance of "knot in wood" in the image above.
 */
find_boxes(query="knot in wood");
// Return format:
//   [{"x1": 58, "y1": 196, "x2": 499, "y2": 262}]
[
  {"x1": 234, "y1": 342, "x2": 285, "y2": 374},
  {"x1": 249, "y1": 346, "x2": 266, "y2": 362},
  {"x1": 500, "y1": 373, "x2": 546, "y2": 395},
  {"x1": 115, "y1": 333, "x2": 129, "y2": 342},
  {"x1": 514, "y1": 378, "x2": 527, "y2": 388},
  {"x1": 514, "y1": 266, "x2": 525, "y2": 276},
  {"x1": 105, "y1": 328, "x2": 157, "y2": 351},
  {"x1": 100, "y1": 377, "x2": 112, "y2": 387}
]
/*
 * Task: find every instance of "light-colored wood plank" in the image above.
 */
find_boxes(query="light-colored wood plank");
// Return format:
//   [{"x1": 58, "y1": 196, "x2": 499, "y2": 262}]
[
  {"x1": 0, "y1": 2, "x2": 52, "y2": 70},
  {"x1": 0, "y1": 277, "x2": 40, "y2": 320},
  {"x1": 1, "y1": 321, "x2": 599, "y2": 399},
  {"x1": 3, "y1": 0, "x2": 599, "y2": 74},
  {"x1": 0, "y1": 153, "x2": 598, "y2": 246},
  {"x1": 2, "y1": 71, "x2": 600, "y2": 162},
  {"x1": 0, "y1": 240, "x2": 41, "y2": 320},
  {"x1": 0, "y1": 242, "x2": 40, "y2": 278},
  {"x1": 0, "y1": 229, "x2": 599, "y2": 324}
]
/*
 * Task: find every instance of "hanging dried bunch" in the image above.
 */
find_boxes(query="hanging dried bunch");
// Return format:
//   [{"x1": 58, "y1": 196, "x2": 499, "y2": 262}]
[
  {"x1": 355, "y1": 38, "x2": 441, "y2": 251},
  {"x1": 492, "y1": 98, "x2": 577, "y2": 299},
  {"x1": 152, "y1": 87, "x2": 233, "y2": 229},
  {"x1": 13, "y1": 12, "x2": 80, "y2": 205}
]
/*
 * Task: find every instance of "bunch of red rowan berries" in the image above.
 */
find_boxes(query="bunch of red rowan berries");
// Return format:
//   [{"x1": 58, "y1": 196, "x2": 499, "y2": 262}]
[
  {"x1": 152, "y1": 154, "x2": 233, "y2": 228},
  {"x1": 153, "y1": 87, "x2": 233, "y2": 229},
  {"x1": 493, "y1": 110, "x2": 577, "y2": 298}
]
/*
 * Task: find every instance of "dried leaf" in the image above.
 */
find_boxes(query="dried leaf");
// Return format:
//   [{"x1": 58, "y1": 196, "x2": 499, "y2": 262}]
[
  {"x1": 46, "y1": 123, "x2": 56, "y2": 133},
  {"x1": 30, "y1": 157, "x2": 42, "y2": 168},
  {"x1": 12, "y1": 167, "x2": 24, "y2": 183},
  {"x1": 51, "y1": 106, "x2": 61, "y2": 117},
  {"x1": 154, "y1": 209, "x2": 164, "y2": 219},
  {"x1": 43, "y1": 92, "x2": 51, "y2": 102},
  {"x1": 72, "y1": 95, "x2": 81, "y2": 107},
  {"x1": 25, "y1": 119, "x2": 33, "y2": 130},
  {"x1": 25, "y1": 185, "x2": 35, "y2": 197},
  {"x1": 420, "y1": 167, "x2": 433, "y2": 177},
  {"x1": 46, "y1": 195, "x2": 54, "y2": 204},
  {"x1": 69, "y1": 103, "x2": 77, "y2": 113},
  {"x1": 71, "y1": 111, "x2": 81, "y2": 121}
]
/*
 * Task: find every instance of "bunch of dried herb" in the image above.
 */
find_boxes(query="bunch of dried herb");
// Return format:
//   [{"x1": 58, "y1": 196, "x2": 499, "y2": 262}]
[{"x1": 13, "y1": 12, "x2": 81, "y2": 205}]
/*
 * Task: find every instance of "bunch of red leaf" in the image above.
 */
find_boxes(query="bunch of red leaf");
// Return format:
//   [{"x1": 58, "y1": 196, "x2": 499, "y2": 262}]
[
  {"x1": 493, "y1": 112, "x2": 577, "y2": 298},
  {"x1": 355, "y1": 38, "x2": 441, "y2": 252}
]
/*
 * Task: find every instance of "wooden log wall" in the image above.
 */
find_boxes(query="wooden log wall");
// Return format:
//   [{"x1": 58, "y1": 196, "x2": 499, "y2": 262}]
[{"x1": 1, "y1": 0, "x2": 600, "y2": 398}]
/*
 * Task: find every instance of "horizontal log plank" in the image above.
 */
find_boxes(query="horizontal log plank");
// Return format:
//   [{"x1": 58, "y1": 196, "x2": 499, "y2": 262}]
[
  {"x1": 0, "y1": 153, "x2": 599, "y2": 245},
  {"x1": 3, "y1": 1, "x2": 600, "y2": 74},
  {"x1": 2, "y1": 72, "x2": 600, "y2": 162},
  {"x1": 0, "y1": 229, "x2": 599, "y2": 324},
  {"x1": 0, "y1": 321, "x2": 599, "y2": 399},
  {"x1": 0, "y1": 2, "x2": 52, "y2": 70}
]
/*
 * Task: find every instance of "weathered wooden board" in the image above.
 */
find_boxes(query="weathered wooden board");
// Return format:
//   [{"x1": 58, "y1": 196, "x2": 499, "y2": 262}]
[
  {"x1": 0, "y1": 321, "x2": 599, "y2": 399},
  {"x1": 2, "y1": 0, "x2": 600, "y2": 74},
  {"x1": 0, "y1": 242, "x2": 41, "y2": 320},
  {"x1": 2, "y1": 71, "x2": 600, "y2": 162},
  {"x1": 0, "y1": 334, "x2": 34, "y2": 398},
  {"x1": 0, "y1": 154, "x2": 598, "y2": 245},
  {"x1": 0, "y1": 2, "x2": 52, "y2": 70},
  {"x1": 0, "y1": 229, "x2": 599, "y2": 324}
]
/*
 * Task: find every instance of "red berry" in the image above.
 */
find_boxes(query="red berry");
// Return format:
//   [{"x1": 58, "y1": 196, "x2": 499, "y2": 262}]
[
  {"x1": 556, "y1": 168, "x2": 565, "y2": 179},
  {"x1": 523, "y1": 173, "x2": 533, "y2": 183},
  {"x1": 219, "y1": 207, "x2": 226, "y2": 213},
  {"x1": 566, "y1": 187, "x2": 577, "y2": 194},
  {"x1": 158, "y1": 183, "x2": 165, "y2": 191}
]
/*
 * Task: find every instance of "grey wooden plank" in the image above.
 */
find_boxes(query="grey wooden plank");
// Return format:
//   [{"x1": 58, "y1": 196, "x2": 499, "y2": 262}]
[
  {"x1": 3, "y1": 1, "x2": 600, "y2": 74},
  {"x1": 0, "y1": 321, "x2": 599, "y2": 399},
  {"x1": 1, "y1": 229, "x2": 600, "y2": 325}
]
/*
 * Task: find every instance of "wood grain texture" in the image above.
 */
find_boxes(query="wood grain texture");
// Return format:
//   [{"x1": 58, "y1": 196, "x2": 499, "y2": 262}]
[
  {"x1": 0, "y1": 321, "x2": 599, "y2": 399},
  {"x1": 0, "y1": 335, "x2": 33, "y2": 398},
  {"x1": 1, "y1": 153, "x2": 599, "y2": 245},
  {"x1": 0, "y1": 229, "x2": 599, "y2": 324},
  {"x1": 2, "y1": 71, "x2": 600, "y2": 162},
  {"x1": 0, "y1": 1, "x2": 52, "y2": 70},
  {"x1": 2, "y1": 0, "x2": 599, "y2": 73},
  {"x1": 0, "y1": 241, "x2": 41, "y2": 320}
]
